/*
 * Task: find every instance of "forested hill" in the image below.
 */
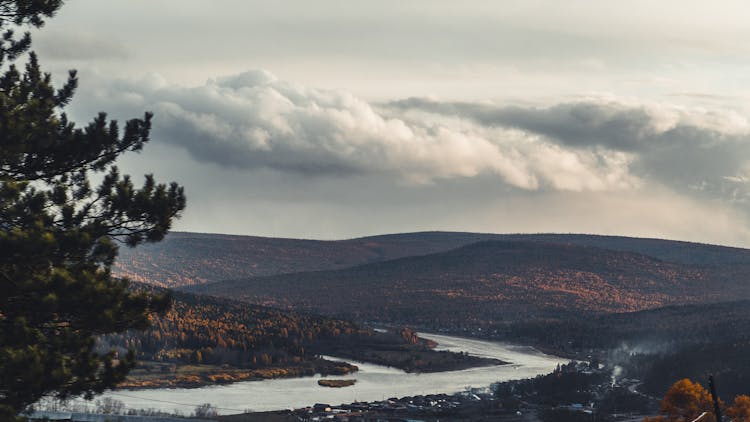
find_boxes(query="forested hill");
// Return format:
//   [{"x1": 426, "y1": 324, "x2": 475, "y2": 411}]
[
  {"x1": 113, "y1": 231, "x2": 504, "y2": 287},
  {"x1": 114, "y1": 231, "x2": 750, "y2": 288},
  {"x1": 501, "y1": 299, "x2": 750, "y2": 351},
  {"x1": 498, "y1": 299, "x2": 750, "y2": 399},
  {"x1": 485, "y1": 233, "x2": 750, "y2": 266},
  {"x1": 188, "y1": 240, "x2": 750, "y2": 325},
  {"x1": 102, "y1": 288, "x2": 368, "y2": 369}
]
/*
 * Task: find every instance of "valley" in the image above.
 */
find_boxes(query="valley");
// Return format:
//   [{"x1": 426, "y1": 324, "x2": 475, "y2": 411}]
[{"x1": 84, "y1": 231, "x2": 750, "y2": 418}]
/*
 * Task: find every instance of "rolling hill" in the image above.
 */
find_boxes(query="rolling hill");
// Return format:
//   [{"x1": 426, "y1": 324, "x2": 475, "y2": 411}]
[
  {"x1": 115, "y1": 231, "x2": 750, "y2": 288},
  {"x1": 187, "y1": 240, "x2": 750, "y2": 325},
  {"x1": 113, "y1": 231, "x2": 506, "y2": 287}
]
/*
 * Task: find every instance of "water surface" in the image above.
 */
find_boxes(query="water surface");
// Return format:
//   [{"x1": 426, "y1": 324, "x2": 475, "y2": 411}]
[{"x1": 88, "y1": 333, "x2": 567, "y2": 415}]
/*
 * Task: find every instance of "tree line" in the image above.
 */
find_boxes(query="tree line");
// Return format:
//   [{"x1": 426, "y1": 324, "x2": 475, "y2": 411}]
[{"x1": 99, "y1": 289, "x2": 371, "y2": 369}]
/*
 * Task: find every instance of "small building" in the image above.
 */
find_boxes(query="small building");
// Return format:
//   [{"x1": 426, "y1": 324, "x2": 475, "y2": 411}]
[{"x1": 313, "y1": 403, "x2": 332, "y2": 412}]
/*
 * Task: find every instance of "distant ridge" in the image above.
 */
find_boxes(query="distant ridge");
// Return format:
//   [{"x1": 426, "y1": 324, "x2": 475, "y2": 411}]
[
  {"x1": 114, "y1": 231, "x2": 513, "y2": 287},
  {"x1": 187, "y1": 239, "x2": 750, "y2": 325},
  {"x1": 115, "y1": 231, "x2": 750, "y2": 288}
]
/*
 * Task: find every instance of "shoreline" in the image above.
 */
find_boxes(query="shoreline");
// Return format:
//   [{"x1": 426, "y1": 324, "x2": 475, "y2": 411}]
[
  {"x1": 116, "y1": 354, "x2": 509, "y2": 391},
  {"x1": 117, "y1": 357, "x2": 357, "y2": 390},
  {"x1": 119, "y1": 330, "x2": 517, "y2": 390},
  {"x1": 80, "y1": 333, "x2": 567, "y2": 415}
]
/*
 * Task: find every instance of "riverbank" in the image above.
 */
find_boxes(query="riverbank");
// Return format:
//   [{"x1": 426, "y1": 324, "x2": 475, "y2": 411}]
[
  {"x1": 85, "y1": 334, "x2": 566, "y2": 414},
  {"x1": 312, "y1": 338, "x2": 505, "y2": 373},
  {"x1": 219, "y1": 361, "x2": 654, "y2": 422},
  {"x1": 311, "y1": 327, "x2": 506, "y2": 373},
  {"x1": 120, "y1": 329, "x2": 505, "y2": 390},
  {"x1": 119, "y1": 358, "x2": 357, "y2": 389},
  {"x1": 219, "y1": 390, "x2": 520, "y2": 422}
]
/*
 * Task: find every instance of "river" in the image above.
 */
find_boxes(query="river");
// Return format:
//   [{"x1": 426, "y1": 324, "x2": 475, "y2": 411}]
[{"x1": 83, "y1": 333, "x2": 568, "y2": 415}]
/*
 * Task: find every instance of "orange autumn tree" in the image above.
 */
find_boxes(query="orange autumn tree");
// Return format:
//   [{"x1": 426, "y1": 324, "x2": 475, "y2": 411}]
[
  {"x1": 646, "y1": 378, "x2": 750, "y2": 422},
  {"x1": 645, "y1": 379, "x2": 717, "y2": 422},
  {"x1": 727, "y1": 395, "x2": 750, "y2": 422}
]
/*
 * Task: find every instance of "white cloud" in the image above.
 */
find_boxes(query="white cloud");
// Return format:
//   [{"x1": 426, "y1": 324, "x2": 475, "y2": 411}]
[
  {"x1": 67, "y1": 70, "x2": 750, "y2": 246},
  {"x1": 389, "y1": 96, "x2": 750, "y2": 203},
  {"x1": 32, "y1": 0, "x2": 750, "y2": 245},
  {"x1": 82, "y1": 70, "x2": 636, "y2": 191}
]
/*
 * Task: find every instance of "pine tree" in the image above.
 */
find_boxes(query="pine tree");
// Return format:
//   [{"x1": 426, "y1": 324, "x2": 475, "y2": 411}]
[{"x1": 0, "y1": 1, "x2": 186, "y2": 417}]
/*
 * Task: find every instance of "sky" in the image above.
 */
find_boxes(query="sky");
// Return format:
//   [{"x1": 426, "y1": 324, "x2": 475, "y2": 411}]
[{"x1": 26, "y1": 0, "x2": 750, "y2": 246}]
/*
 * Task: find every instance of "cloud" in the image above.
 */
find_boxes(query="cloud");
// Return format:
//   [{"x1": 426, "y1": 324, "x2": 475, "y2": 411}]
[
  {"x1": 388, "y1": 97, "x2": 750, "y2": 204},
  {"x1": 81, "y1": 70, "x2": 635, "y2": 191},
  {"x1": 66, "y1": 70, "x2": 750, "y2": 246},
  {"x1": 74, "y1": 69, "x2": 750, "y2": 210}
]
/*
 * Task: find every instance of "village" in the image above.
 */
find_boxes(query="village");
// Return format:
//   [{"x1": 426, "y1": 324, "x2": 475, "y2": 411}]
[{"x1": 221, "y1": 362, "x2": 653, "y2": 422}]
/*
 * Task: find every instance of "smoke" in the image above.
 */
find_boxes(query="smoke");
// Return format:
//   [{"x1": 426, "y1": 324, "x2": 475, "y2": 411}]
[
  {"x1": 611, "y1": 365, "x2": 623, "y2": 387},
  {"x1": 604, "y1": 340, "x2": 677, "y2": 387}
]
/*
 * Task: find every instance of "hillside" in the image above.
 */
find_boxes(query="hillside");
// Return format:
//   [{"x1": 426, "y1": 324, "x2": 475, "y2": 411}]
[
  {"x1": 188, "y1": 240, "x2": 747, "y2": 325},
  {"x1": 114, "y1": 231, "x2": 750, "y2": 288},
  {"x1": 99, "y1": 288, "x2": 367, "y2": 387},
  {"x1": 500, "y1": 299, "x2": 750, "y2": 351},
  {"x1": 113, "y1": 231, "x2": 504, "y2": 287},
  {"x1": 498, "y1": 299, "x2": 750, "y2": 399}
]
